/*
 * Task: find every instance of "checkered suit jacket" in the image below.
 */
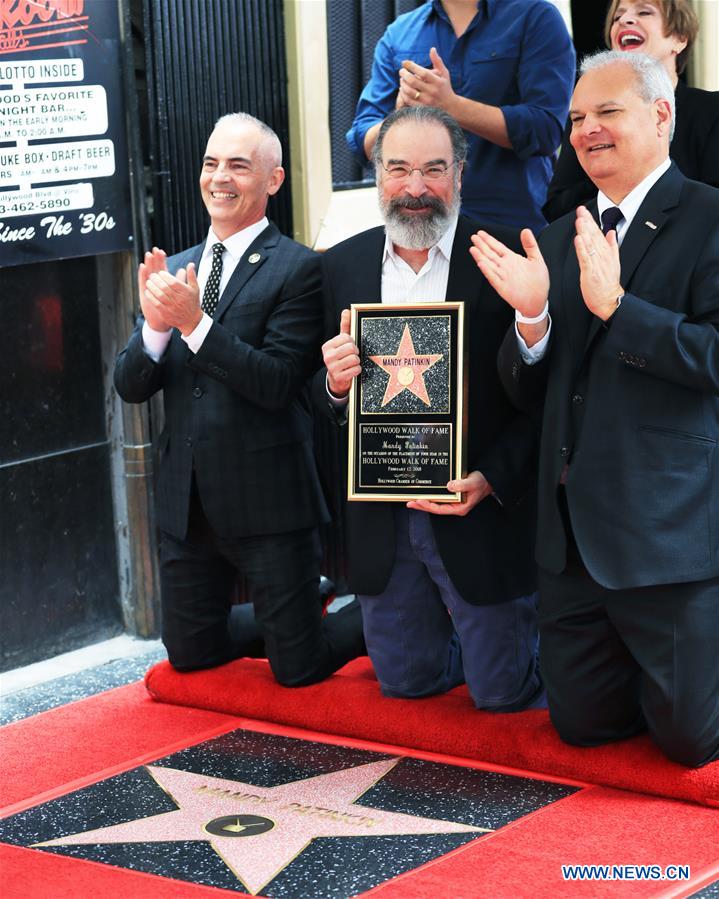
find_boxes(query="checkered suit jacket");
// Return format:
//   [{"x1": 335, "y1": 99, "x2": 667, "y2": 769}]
[{"x1": 114, "y1": 222, "x2": 329, "y2": 539}]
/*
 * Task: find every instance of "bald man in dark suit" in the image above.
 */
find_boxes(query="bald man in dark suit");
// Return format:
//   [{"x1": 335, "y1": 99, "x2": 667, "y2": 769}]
[{"x1": 115, "y1": 113, "x2": 364, "y2": 685}]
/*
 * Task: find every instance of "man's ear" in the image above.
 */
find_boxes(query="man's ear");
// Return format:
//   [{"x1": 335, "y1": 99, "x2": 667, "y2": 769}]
[
  {"x1": 655, "y1": 98, "x2": 672, "y2": 138},
  {"x1": 267, "y1": 166, "x2": 285, "y2": 196}
]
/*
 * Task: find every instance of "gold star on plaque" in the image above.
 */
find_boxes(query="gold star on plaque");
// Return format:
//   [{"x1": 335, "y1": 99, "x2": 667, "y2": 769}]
[{"x1": 370, "y1": 323, "x2": 443, "y2": 407}]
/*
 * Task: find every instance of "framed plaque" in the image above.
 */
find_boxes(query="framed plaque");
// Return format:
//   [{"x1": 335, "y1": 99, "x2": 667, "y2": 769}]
[{"x1": 348, "y1": 302, "x2": 467, "y2": 502}]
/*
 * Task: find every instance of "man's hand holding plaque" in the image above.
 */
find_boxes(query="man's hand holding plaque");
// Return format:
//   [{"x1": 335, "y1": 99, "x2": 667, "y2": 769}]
[
  {"x1": 407, "y1": 470, "x2": 492, "y2": 516},
  {"x1": 322, "y1": 309, "x2": 361, "y2": 399}
]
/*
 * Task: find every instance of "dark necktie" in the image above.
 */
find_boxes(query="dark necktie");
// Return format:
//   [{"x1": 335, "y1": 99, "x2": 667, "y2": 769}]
[
  {"x1": 201, "y1": 243, "x2": 225, "y2": 317},
  {"x1": 601, "y1": 206, "x2": 623, "y2": 236}
]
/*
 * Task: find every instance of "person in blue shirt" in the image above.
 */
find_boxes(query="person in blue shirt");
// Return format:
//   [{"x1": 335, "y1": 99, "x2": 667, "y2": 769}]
[{"x1": 347, "y1": 0, "x2": 576, "y2": 233}]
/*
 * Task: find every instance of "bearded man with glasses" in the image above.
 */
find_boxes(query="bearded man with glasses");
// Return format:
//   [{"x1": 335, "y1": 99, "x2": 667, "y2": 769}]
[{"x1": 313, "y1": 106, "x2": 543, "y2": 710}]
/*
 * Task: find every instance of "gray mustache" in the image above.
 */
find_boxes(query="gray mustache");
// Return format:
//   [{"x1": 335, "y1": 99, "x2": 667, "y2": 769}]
[{"x1": 389, "y1": 195, "x2": 444, "y2": 213}]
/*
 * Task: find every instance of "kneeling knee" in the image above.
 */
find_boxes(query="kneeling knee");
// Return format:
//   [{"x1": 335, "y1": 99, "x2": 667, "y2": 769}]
[
  {"x1": 167, "y1": 654, "x2": 219, "y2": 673},
  {"x1": 653, "y1": 729, "x2": 719, "y2": 768},
  {"x1": 164, "y1": 639, "x2": 229, "y2": 673},
  {"x1": 550, "y1": 710, "x2": 643, "y2": 749},
  {"x1": 271, "y1": 660, "x2": 326, "y2": 688}
]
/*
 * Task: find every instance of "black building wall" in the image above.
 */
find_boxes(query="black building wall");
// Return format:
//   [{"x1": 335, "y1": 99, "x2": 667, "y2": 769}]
[
  {"x1": 140, "y1": 0, "x2": 293, "y2": 254},
  {"x1": 0, "y1": 259, "x2": 122, "y2": 670}
]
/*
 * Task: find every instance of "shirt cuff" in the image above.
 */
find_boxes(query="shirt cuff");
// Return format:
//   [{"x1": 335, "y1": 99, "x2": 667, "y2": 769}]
[
  {"x1": 326, "y1": 374, "x2": 349, "y2": 407},
  {"x1": 515, "y1": 318, "x2": 552, "y2": 364},
  {"x1": 181, "y1": 312, "x2": 213, "y2": 354},
  {"x1": 142, "y1": 321, "x2": 172, "y2": 362},
  {"x1": 501, "y1": 105, "x2": 536, "y2": 160}
]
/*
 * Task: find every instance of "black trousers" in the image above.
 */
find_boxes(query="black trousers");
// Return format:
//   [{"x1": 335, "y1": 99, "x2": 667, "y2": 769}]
[
  {"x1": 159, "y1": 483, "x2": 364, "y2": 686},
  {"x1": 538, "y1": 543, "x2": 719, "y2": 768}
]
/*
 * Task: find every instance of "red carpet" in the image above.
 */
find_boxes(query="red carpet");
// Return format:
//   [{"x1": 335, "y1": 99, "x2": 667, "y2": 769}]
[
  {"x1": 145, "y1": 656, "x2": 719, "y2": 809},
  {"x1": 2, "y1": 677, "x2": 718, "y2": 897}
]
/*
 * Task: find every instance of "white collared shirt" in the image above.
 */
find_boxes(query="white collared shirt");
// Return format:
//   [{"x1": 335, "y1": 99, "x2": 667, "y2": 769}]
[
  {"x1": 518, "y1": 159, "x2": 672, "y2": 363},
  {"x1": 596, "y1": 158, "x2": 671, "y2": 246},
  {"x1": 380, "y1": 217, "x2": 458, "y2": 304},
  {"x1": 142, "y1": 217, "x2": 269, "y2": 360}
]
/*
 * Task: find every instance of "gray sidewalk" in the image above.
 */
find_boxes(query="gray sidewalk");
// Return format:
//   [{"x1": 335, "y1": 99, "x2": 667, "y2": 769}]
[
  {"x1": 0, "y1": 595, "x2": 355, "y2": 727},
  {"x1": 0, "y1": 635, "x2": 165, "y2": 726}
]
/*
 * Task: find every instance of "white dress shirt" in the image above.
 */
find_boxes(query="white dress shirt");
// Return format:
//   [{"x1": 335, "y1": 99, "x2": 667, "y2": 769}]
[
  {"x1": 518, "y1": 158, "x2": 672, "y2": 363},
  {"x1": 142, "y1": 217, "x2": 269, "y2": 361},
  {"x1": 381, "y1": 217, "x2": 457, "y2": 304}
]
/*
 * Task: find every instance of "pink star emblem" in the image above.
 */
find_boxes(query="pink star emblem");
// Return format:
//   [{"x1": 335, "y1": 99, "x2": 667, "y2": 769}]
[
  {"x1": 369, "y1": 324, "x2": 443, "y2": 407},
  {"x1": 35, "y1": 758, "x2": 489, "y2": 895}
]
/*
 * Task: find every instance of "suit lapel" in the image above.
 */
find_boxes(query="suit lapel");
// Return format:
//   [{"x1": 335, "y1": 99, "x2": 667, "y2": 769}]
[
  {"x1": 446, "y1": 218, "x2": 479, "y2": 303},
  {"x1": 616, "y1": 164, "x2": 682, "y2": 288},
  {"x1": 213, "y1": 222, "x2": 280, "y2": 320},
  {"x1": 345, "y1": 229, "x2": 385, "y2": 306},
  {"x1": 169, "y1": 242, "x2": 204, "y2": 275}
]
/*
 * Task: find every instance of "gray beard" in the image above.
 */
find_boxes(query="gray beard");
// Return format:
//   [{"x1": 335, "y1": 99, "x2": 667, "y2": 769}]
[{"x1": 379, "y1": 189, "x2": 460, "y2": 251}]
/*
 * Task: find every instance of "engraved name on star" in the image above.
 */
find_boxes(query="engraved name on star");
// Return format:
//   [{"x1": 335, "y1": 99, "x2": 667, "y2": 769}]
[
  {"x1": 34, "y1": 758, "x2": 490, "y2": 895},
  {"x1": 369, "y1": 324, "x2": 442, "y2": 407}
]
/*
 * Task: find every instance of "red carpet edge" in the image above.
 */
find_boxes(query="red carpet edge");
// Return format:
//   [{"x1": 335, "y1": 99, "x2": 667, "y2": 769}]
[{"x1": 145, "y1": 657, "x2": 719, "y2": 808}]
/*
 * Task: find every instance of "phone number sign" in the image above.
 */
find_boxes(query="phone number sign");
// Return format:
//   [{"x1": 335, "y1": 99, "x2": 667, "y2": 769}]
[{"x1": 0, "y1": 3, "x2": 133, "y2": 267}]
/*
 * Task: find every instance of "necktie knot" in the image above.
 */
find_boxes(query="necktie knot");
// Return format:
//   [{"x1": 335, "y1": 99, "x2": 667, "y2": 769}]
[
  {"x1": 601, "y1": 206, "x2": 623, "y2": 236},
  {"x1": 202, "y1": 243, "x2": 226, "y2": 317}
]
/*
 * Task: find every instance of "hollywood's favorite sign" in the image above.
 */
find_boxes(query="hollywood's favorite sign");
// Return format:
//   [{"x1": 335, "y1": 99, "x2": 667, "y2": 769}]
[{"x1": 0, "y1": 1, "x2": 133, "y2": 266}]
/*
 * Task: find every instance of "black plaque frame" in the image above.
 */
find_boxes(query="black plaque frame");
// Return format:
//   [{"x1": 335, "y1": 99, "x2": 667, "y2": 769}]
[{"x1": 348, "y1": 302, "x2": 467, "y2": 502}]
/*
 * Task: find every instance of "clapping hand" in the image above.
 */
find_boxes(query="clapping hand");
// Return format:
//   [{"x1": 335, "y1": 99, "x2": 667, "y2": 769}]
[
  {"x1": 144, "y1": 263, "x2": 202, "y2": 336},
  {"x1": 398, "y1": 47, "x2": 456, "y2": 112},
  {"x1": 574, "y1": 206, "x2": 623, "y2": 321},
  {"x1": 470, "y1": 228, "x2": 549, "y2": 319},
  {"x1": 138, "y1": 247, "x2": 170, "y2": 331}
]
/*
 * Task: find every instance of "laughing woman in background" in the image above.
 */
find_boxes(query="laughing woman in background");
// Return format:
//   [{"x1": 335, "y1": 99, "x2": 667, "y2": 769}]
[{"x1": 544, "y1": 0, "x2": 719, "y2": 222}]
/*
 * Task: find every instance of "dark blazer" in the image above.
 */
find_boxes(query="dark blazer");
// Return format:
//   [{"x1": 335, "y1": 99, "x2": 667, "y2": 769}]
[
  {"x1": 114, "y1": 222, "x2": 329, "y2": 540},
  {"x1": 314, "y1": 216, "x2": 538, "y2": 605},
  {"x1": 501, "y1": 165, "x2": 719, "y2": 589},
  {"x1": 544, "y1": 80, "x2": 719, "y2": 223}
]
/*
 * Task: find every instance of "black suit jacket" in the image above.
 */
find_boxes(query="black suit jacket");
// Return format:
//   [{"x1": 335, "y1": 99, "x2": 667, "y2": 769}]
[
  {"x1": 314, "y1": 216, "x2": 538, "y2": 605},
  {"x1": 501, "y1": 165, "x2": 719, "y2": 589},
  {"x1": 114, "y1": 222, "x2": 329, "y2": 539}
]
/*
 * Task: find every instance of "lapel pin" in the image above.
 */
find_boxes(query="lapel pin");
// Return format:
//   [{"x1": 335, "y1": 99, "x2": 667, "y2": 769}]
[
  {"x1": 248, "y1": 252, "x2": 261, "y2": 264},
  {"x1": 644, "y1": 220, "x2": 657, "y2": 230}
]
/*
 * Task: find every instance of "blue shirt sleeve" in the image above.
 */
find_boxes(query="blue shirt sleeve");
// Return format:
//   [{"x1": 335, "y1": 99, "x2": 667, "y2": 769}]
[
  {"x1": 500, "y1": 3, "x2": 576, "y2": 160},
  {"x1": 346, "y1": 27, "x2": 399, "y2": 161}
]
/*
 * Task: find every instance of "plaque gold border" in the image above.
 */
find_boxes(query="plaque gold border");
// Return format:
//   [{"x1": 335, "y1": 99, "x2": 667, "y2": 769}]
[{"x1": 347, "y1": 302, "x2": 467, "y2": 503}]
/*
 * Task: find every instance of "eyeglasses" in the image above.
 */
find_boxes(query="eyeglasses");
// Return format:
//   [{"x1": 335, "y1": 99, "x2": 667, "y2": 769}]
[{"x1": 380, "y1": 161, "x2": 456, "y2": 181}]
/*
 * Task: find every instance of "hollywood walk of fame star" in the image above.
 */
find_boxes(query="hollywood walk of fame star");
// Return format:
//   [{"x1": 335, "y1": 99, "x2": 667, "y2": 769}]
[
  {"x1": 369, "y1": 324, "x2": 443, "y2": 407},
  {"x1": 34, "y1": 758, "x2": 490, "y2": 895}
]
